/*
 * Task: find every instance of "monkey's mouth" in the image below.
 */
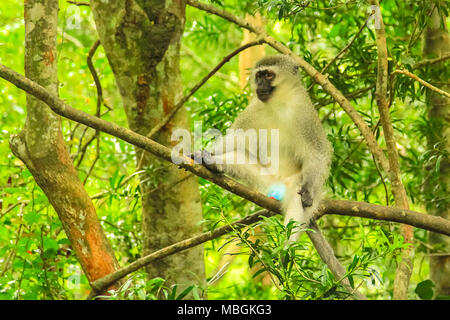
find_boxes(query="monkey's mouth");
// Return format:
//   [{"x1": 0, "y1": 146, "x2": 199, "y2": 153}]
[{"x1": 256, "y1": 89, "x2": 273, "y2": 102}]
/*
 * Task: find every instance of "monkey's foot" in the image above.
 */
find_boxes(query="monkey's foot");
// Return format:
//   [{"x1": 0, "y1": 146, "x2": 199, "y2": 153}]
[
  {"x1": 190, "y1": 150, "x2": 224, "y2": 174},
  {"x1": 298, "y1": 187, "x2": 313, "y2": 208}
]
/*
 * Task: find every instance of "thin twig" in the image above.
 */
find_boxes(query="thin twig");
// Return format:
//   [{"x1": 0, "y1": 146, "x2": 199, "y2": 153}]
[{"x1": 408, "y1": 4, "x2": 436, "y2": 51}]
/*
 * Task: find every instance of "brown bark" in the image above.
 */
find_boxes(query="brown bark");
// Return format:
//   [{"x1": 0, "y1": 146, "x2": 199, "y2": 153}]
[
  {"x1": 9, "y1": 0, "x2": 119, "y2": 288},
  {"x1": 423, "y1": 4, "x2": 450, "y2": 298}
]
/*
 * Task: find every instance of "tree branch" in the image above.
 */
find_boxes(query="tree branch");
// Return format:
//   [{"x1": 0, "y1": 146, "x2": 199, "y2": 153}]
[
  {"x1": 413, "y1": 53, "x2": 450, "y2": 69},
  {"x1": 187, "y1": 0, "x2": 391, "y2": 180}
]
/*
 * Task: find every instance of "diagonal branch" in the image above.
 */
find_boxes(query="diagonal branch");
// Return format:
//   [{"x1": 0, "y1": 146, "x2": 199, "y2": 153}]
[{"x1": 319, "y1": 16, "x2": 370, "y2": 76}]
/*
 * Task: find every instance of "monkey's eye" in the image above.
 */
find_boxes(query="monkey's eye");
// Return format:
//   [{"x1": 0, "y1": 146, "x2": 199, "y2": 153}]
[{"x1": 265, "y1": 73, "x2": 275, "y2": 80}]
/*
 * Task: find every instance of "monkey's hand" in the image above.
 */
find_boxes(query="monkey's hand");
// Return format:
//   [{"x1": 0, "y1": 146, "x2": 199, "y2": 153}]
[
  {"x1": 298, "y1": 186, "x2": 313, "y2": 208},
  {"x1": 190, "y1": 150, "x2": 224, "y2": 174}
]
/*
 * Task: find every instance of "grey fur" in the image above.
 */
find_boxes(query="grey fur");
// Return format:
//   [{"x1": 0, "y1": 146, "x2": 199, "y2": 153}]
[{"x1": 207, "y1": 55, "x2": 332, "y2": 241}]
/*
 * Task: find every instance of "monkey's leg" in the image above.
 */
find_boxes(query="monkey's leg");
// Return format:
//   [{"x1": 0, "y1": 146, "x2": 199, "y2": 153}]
[{"x1": 282, "y1": 174, "x2": 308, "y2": 242}]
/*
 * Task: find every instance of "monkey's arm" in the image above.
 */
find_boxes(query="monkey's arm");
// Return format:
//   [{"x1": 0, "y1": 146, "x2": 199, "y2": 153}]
[{"x1": 196, "y1": 133, "x2": 271, "y2": 192}]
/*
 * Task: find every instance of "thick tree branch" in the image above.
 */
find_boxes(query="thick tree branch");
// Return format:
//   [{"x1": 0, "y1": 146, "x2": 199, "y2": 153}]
[{"x1": 12, "y1": 0, "x2": 120, "y2": 289}]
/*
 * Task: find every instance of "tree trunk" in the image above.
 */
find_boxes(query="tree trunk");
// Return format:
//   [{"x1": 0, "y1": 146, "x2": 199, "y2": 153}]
[
  {"x1": 91, "y1": 0, "x2": 205, "y2": 291},
  {"x1": 422, "y1": 5, "x2": 450, "y2": 298},
  {"x1": 9, "y1": 0, "x2": 120, "y2": 289}
]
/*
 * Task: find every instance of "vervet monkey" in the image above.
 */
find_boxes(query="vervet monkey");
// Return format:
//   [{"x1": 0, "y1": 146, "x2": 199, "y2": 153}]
[{"x1": 196, "y1": 55, "x2": 332, "y2": 241}]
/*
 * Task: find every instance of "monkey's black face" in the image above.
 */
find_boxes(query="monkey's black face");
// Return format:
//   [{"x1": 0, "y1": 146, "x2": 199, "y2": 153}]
[{"x1": 255, "y1": 70, "x2": 275, "y2": 102}]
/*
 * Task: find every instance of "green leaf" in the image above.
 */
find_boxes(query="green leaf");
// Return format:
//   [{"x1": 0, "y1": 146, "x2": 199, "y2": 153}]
[
  {"x1": 347, "y1": 275, "x2": 354, "y2": 289},
  {"x1": 43, "y1": 237, "x2": 59, "y2": 251},
  {"x1": 415, "y1": 280, "x2": 435, "y2": 300},
  {"x1": 252, "y1": 268, "x2": 266, "y2": 279},
  {"x1": 176, "y1": 285, "x2": 195, "y2": 300},
  {"x1": 24, "y1": 211, "x2": 40, "y2": 224}
]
